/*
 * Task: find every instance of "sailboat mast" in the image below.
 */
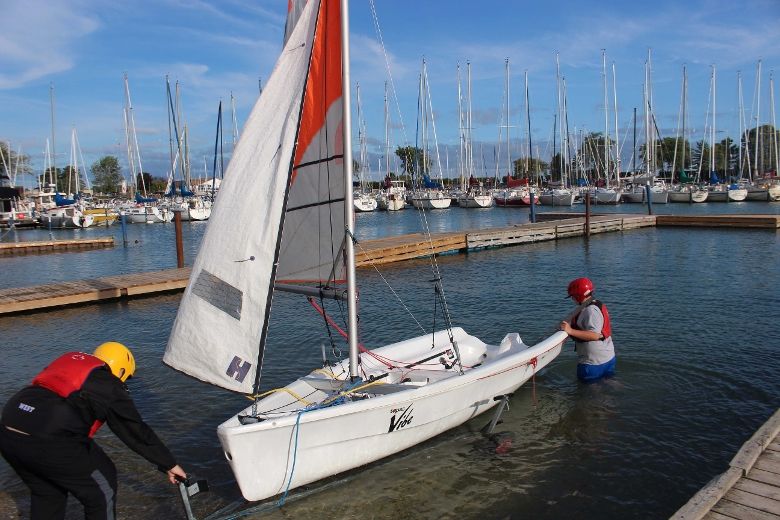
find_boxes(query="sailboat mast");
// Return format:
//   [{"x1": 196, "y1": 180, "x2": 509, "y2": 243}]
[
  {"x1": 771, "y1": 72, "x2": 779, "y2": 175},
  {"x1": 738, "y1": 71, "x2": 745, "y2": 178},
  {"x1": 50, "y1": 84, "x2": 57, "y2": 182},
  {"x1": 711, "y1": 65, "x2": 716, "y2": 177},
  {"x1": 505, "y1": 58, "x2": 511, "y2": 178},
  {"x1": 525, "y1": 70, "x2": 533, "y2": 180},
  {"x1": 602, "y1": 50, "x2": 609, "y2": 188},
  {"x1": 754, "y1": 60, "x2": 762, "y2": 180},
  {"x1": 612, "y1": 61, "x2": 620, "y2": 185},
  {"x1": 340, "y1": 0, "x2": 359, "y2": 380}
]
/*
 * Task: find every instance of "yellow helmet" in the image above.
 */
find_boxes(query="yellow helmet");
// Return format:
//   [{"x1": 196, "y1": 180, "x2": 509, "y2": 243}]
[{"x1": 94, "y1": 342, "x2": 136, "y2": 382}]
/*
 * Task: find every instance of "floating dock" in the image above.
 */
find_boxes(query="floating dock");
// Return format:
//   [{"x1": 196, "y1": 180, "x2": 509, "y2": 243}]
[
  {"x1": 672, "y1": 408, "x2": 780, "y2": 520},
  {"x1": 0, "y1": 214, "x2": 777, "y2": 315},
  {"x1": 656, "y1": 214, "x2": 780, "y2": 229},
  {"x1": 539, "y1": 212, "x2": 780, "y2": 229},
  {"x1": 0, "y1": 268, "x2": 191, "y2": 314},
  {"x1": 0, "y1": 237, "x2": 115, "y2": 256}
]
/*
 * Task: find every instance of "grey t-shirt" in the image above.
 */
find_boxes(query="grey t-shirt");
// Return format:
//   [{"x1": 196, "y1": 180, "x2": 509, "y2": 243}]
[{"x1": 575, "y1": 304, "x2": 615, "y2": 366}]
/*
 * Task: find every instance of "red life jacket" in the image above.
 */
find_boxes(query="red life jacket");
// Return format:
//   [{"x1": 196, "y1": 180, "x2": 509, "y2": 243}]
[
  {"x1": 572, "y1": 299, "x2": 612, "y2": 340},
  {"x1": 32, "y1": 352, "x2": 108, "y2": 437}
]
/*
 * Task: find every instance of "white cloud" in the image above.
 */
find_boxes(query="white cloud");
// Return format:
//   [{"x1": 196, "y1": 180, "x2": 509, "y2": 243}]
[{"x1": 0, "y1": 0, "x2": 99, "y2": 89}]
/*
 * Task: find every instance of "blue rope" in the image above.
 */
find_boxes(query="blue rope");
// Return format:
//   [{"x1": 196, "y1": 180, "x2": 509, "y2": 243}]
[{"x1": 277, "y1": 378, "x2": 363, "y2": 507}]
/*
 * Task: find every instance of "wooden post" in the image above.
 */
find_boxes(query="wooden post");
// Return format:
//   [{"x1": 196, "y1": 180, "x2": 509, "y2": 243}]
[
  {"x1": 584, "y1": 190, "x2": 591, "y2": 238},
  {"x1": 645, "y1": 184, "x2": 654, "y2": 215},
  {"x1": 120, "y1": 212, "x2": 128, "y2": 247},
  {"x1": 529, "y1": 188, "x2": 536, "y2": 223},
  {"x1": 174, "y1": 210, "x2": 184, "y2": 268}
]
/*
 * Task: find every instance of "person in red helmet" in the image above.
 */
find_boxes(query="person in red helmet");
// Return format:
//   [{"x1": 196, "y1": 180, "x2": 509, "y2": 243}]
[
  {"x1": 0, "y1": 342, "x2": 186, "y2": 520},
  {"x1": 560, "y1": 277, "x2": 616, "y2": 382}
]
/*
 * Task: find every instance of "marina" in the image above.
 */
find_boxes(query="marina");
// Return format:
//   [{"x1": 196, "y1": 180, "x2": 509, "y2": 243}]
[
  {"x1": 3, "y1": 212, "x2": 777, "y2": 315},
  {"x1": 1, "y1": 202, "x2": 779, "y2": 518},
  {"x1": 1, "y1": 0, "x2": 780, "y2": 518}
]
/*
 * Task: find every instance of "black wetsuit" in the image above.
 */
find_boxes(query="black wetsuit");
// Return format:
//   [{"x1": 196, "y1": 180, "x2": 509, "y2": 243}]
[{"x1": 0, "y1": 366, "x2": 177, "y2": 520}]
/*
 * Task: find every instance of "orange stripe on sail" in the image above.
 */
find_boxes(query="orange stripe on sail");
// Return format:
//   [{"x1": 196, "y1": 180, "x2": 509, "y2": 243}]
[{"x1": 292, "y1": 0, "x2": 342, "y2": 184}]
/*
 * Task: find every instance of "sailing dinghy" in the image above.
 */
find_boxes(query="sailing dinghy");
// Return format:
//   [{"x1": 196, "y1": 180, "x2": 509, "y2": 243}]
[{"x1": 165, "y1": 0, "x2": 566, "y2": 503}]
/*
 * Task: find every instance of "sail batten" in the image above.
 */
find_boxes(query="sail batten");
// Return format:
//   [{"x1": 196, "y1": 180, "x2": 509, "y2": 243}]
[{"x1": 165, "y1": 0, "x2": 344, "y2": 394}]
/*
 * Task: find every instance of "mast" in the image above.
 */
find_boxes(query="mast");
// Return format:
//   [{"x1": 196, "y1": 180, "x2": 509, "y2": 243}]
[
  {"x1": 230, "y1": 92, "x2": 239, "y2": 149},
  {"x1": 555, "y1": 52, "x2": 564, "y2": 184},
  {"x1": 602, "y1": 50, "x2": 609, "y2": 188},
  {"x1": 505, "y1": 58, "x2": 511, "y2": 179},
  {"x1": 341, "y1": 0, "x2": 358, "y2": 380},
  {"x1": 632, "y1": 107, "x2": 637, "y2": 174},
  {"x1": 612, "y1": 61, "x2": 620, "y2": 186},
  {"x1": 738, "y1": 71, "x2": 745, "y2": 179},
  {"x1": 682, "y1": 65, "x2": 687, "y2": 181},
  {"x1": 754, "y1": 60, "x2": 762, "y2": 180},
  {"x1": 771, "y1": 72, "x2": 779, "y2": 176},
  {"x1": 50, "y1": 84, "x2": 57, "y2": 187},
  {"x1": 525, "y1": 70, "x2": 533, "y2": 181},
  {"x1": 467, "y1": 61, "x2": 474, "y2": 184},
  {"x1": 457, "y1": 63, "x2": 464, "y2": 189},
  {"x1": 711, "y1": 65, "x2": 716, "y2": 178},
  {"x1": 384, "y1": 81, "x2": 390, "y2": 178}
]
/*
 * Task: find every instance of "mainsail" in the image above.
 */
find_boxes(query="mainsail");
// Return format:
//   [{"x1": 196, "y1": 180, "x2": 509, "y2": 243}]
[{"x1": 164, "y1": 0, "x2": 344, "y2": 393}]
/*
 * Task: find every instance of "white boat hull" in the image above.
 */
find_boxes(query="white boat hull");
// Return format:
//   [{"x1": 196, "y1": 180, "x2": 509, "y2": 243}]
[
  {"x1": 41, "y1": 207, "x2": 94, "y2": 229},
  {"x1": 456, "y1": 193, "x2": 493, "y2": 208},
  {"x1": 217, "y1": 328, "x2": 566, "y2": 502},
  {"x1": 124, "y1": 206, "x2": 173, "y2": 224},
  {"x1": 590, "y1": 189, "x2": 621, "y2": 205},
  {"x1": 412, "y1": 194, "x2": 452, "y2": 209},
  {"x1": 377, "y1": 195, "x2": 405, "y2": 211},
  {"x1": 707, "y1": 188, "x2": 728, "y2": 202},
  {"x1": 769, "y1": 184, "x2": 780, "y2": 201},
  {"x1": 354, "y1": 195, "x2": 378, "y2": 212},
  {"x1": 538, "y1": 190, "x2": 573, "y2": 206},
  {"x1": 727, "y1": 188, "x2": 748, "y2": 202},
  {"x1": 668, "y1": 190, "x2": 691, "y2": 203}
]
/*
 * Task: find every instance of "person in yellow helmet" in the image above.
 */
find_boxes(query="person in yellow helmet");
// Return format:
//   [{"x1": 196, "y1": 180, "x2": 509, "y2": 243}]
[{"x1": 0, "y1": 342, "x2": 186, "y2": 520}]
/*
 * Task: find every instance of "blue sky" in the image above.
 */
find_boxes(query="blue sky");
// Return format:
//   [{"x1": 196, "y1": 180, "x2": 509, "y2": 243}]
[{"x1": 1, "y1": 0, "x2": 778, "y2": 187}]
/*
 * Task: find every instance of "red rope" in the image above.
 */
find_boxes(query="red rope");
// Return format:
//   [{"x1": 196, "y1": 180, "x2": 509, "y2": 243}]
[{"x1": 307, "y1": 297, "x2": 394, "y2": 368}]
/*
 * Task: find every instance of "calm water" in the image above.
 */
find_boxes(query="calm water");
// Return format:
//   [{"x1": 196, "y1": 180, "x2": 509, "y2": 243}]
[{"x1": 1, "y1": 202, "x2": 779, "y2": 519}]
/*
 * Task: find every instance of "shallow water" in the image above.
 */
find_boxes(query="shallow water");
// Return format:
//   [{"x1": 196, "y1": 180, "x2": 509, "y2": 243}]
[{"x1": 1, "y1": 203, "x2": 779, "y2": 519}]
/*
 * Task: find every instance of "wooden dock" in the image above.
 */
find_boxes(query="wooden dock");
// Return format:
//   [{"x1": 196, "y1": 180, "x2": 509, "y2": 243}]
[
  {"x1": 656, "y1": 214, "x2": 780, "y2": 229},
  {"x1": 0, "y1": 268, "x2": 191, "y2": 314},
  {"x1": 0, "y1": 214, "x2": 775, "y2": 315},
  {"x1": 538, "y1": 212, "x2": 780, "y2": 230},
  {"x1": 0, "y1": 237, "x2": 114, "y2": 256},
  {"x1": 672, "y1": 408, "x2": 780, "y2": 520}
]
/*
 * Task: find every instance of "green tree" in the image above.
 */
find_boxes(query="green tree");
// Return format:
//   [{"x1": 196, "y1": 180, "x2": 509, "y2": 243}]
[
  {"x1": 60, "y1": 165, "x2": 88, "y2": 193},
  {"x1": 0, "y1": 141, "x2": 33, "y2": 184},
  {"x1": 512, "y1": 157, "x2": 549, "y2": 179},
  {"x1": 740, "y1": 124, "x2": 779, "y2": 177},
  {"x1": 91, "y1": 156, "x2": 123, "y2": 195},
  {"x1": 136, "y1": 172, "x2": 154, "y2": 194},
  {"x1": 394, "y1": 146, "x2": 429, "y2": 176}
]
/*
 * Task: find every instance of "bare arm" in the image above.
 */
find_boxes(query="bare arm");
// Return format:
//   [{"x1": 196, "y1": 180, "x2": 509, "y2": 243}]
[{"x1": 560, "y1": 320, "x2": 602, "y2": 342}]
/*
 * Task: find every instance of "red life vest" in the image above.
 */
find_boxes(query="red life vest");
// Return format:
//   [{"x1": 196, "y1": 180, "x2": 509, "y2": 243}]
[
  {"x1": 32, "y1": 352, "x2": 108, "y2": 437},
  {"x1": 573, "y1": 299, "x2": 612, "y2": 340}
]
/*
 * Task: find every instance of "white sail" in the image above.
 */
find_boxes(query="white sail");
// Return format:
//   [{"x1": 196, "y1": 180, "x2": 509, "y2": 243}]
[
  {"x1": 284, "y1": 0, "x2": 310, "y2": 44},
  {"x1": 165, "y1": 0, "x2": 326, "y2": 393}
]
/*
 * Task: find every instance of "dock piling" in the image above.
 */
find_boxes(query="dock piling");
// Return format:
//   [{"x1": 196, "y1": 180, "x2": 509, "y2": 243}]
[{"x1": 174, "y1": 210, "x2": 184, "y2": 268}]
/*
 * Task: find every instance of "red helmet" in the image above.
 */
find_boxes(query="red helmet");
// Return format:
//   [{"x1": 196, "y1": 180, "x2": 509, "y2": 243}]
[{"x1": 567, "y1": 277, "x2": 594, "y2": 301}]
